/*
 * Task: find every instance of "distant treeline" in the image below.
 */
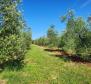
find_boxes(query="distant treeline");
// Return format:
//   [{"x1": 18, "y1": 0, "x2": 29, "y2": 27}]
[{"x1": 33, "y1": 10, "x2": 91, "y2": 61}]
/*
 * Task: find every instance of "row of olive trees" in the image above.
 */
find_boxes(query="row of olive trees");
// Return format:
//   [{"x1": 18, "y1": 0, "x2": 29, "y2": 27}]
[
  {"x1": 33, "y1": 36, "x2": 49, "y2": 46},
  {"x1": 0, "y1": 0, "x2": 32, "y2": 69},
  {"x1": 60, "y1": 10, "x2": 91, "y2": 61},
  {"x1": 33, "y1": 25, "x2": 59, "y2": 48},
  {"x1": 33, "y1": 10, "x2": 91, "y2": 61}
]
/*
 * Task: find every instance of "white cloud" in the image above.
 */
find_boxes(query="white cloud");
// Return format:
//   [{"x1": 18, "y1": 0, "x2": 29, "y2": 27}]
[{"x1": 81, "y1": 0, "x2": 91, "y2": 8}]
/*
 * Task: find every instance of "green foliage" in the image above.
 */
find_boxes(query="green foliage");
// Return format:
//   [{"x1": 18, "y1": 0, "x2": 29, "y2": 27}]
[
  {"x1": 57, "y1": 35, "x2": 65, "y2": 49},
  {"x1": 47, "y1": 25, "x2": 58, "y2": 47},
  {"x1": 0, "y1": 0, "x2": 31, "y2": 69},
  {"x1": 60, "y1": 10, "x2": 91, "y2": 61},
  {"x1": 0, "y1": 0, "x2": 23, "y2": 36},
  {"x1": 33, "y1": 36, "x2": 49, "y2": 46},
  {"x1": 0, "y1": 35, "x2": 25, "y2": 64},
  {"x1": 23, "y1": 28, "x2": 32, "y2": 49},
  {"x1": 33, "y1": 25, "x2": 58, "y2": 48}
]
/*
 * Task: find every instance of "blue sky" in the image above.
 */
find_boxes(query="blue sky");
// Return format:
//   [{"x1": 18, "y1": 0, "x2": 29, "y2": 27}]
[{"x1": 23, "y1": 0, "x2": 91, "y2": 39}]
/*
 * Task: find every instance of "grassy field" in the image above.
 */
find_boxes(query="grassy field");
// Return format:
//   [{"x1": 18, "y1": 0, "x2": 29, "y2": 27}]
[{"x1": 0, "y1": 45, "x2": 91, "y2": 84}]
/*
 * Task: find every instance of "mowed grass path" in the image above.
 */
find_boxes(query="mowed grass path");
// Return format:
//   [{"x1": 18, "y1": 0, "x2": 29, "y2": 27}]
[{"x1": 0, "y1": 45, "x2": 91, "y2": 84}]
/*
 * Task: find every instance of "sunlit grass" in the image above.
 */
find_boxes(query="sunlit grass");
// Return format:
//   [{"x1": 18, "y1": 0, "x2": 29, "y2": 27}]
[{"x1": 0, "y1": 45, "x2": 91, "y2": 84}]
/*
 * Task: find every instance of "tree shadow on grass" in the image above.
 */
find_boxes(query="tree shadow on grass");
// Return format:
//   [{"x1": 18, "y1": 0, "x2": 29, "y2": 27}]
[
  {"x1": 44, "y1": 48, "x2": 91, "y2": 64},
  {"x1": 0, "y1": 60, "x2": 24, "y2": 73},
  {"x1": 55, "y1": 55, "x2": 91, "y2": 63},
  {"x1": 44, "y1": 48, "x2": 62, "y2": 52}
]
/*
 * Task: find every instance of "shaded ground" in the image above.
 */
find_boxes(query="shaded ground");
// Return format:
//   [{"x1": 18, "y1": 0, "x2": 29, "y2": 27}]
[{"x1": 44, "y1": 48, "x2": 91, "y2": 67}]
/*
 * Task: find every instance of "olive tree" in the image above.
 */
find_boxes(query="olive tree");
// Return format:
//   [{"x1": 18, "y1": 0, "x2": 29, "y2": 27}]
[
  {"x1": 60, "y1": 10, "x2": 91, "y2": 61},
  {"x1": 47, "y1": 25, "x2": 58, "y2": 48},
  {"x1": 0, "y1": 0, "x2": 26, "y2": 68}
]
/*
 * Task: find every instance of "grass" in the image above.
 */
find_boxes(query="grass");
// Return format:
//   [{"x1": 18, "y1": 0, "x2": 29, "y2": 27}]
[{"x1": 0, "y1": 45, "x2": 91, "y2": 84}]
